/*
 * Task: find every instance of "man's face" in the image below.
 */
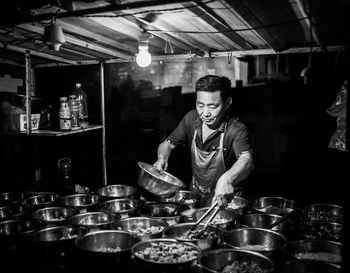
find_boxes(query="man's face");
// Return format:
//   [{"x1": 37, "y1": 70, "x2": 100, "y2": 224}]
[{"x1": 196, "y1": 90, "x2": 231, "y2": 128}]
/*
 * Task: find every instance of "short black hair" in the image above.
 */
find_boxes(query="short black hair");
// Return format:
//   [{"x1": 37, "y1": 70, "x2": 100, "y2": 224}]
[{"x1": 195, "y1": 75, "x2": 231, "y2": 101}]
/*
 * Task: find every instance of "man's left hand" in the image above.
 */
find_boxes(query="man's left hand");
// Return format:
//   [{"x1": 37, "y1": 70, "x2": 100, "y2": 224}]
[{"x1": 213, "y1": 173, "x2": 235, "y2": 207}]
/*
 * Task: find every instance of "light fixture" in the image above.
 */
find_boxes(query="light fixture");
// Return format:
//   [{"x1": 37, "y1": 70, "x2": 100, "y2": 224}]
[
  {"x1": 44, "y1": 21, "x2": 65, "y2": 51},
  {"x1": 136, "y1": 33, "x2": 152, "y2": 67}
]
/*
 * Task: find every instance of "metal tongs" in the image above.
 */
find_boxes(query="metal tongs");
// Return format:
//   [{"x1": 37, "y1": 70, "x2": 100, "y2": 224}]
[{"x1": 188, "y1": 200, "x2": 220, "y2": 237}]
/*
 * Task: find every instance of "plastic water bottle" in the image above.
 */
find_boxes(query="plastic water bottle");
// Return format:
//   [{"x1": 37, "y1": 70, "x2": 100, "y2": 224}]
[
  {"x1": 68, "y1": 95, "x2": 80, "y2": 130},
  {"x1": 73, "y1": 83, "x2": 89, "y2": 129},
  {"x1": 59, "y1": 97, "x2": 71, "y2": 130}
]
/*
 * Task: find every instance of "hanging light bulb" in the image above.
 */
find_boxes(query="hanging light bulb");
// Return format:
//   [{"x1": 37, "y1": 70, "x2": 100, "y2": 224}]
[
  {"x1": 44, "y1": 20, "x2": 65, "y2": 51},
  {"x1": 136, "y1": 42, "x2": 152, "y2": 67}
]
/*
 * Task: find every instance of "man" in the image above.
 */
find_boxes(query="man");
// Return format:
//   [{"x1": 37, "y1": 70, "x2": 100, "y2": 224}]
[{"x1": 154, "y1": 75, "x2": 254, "y2": 207}]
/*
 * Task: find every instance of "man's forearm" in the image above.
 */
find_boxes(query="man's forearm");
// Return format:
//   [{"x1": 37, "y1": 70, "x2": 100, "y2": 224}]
[
  {"x1": 157, "y1": 140, "x2": 174, "y2": 161},
  {"x1": 225, "y1": 152, "x2": 254, "y2": 186}
]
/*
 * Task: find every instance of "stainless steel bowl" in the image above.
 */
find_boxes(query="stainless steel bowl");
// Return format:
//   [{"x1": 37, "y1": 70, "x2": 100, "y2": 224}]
[
  {"x1": 198, "y1": 248, "x2": 274, "y2": 273},
  {"x1": 163, "y1": 222, "x2": 223, "y2": 251},
  {"x1": 111, "y1": 217, "x2": 168, "y2": 241},
  {"x1": 251, "y1": 196, "x2": 297, "y2": 215},
  {"x1": 157, "y1": 190, "x2": 198, "y2": 209},
  {"x1": 181, "y1": 207, "x2": 238, "y2": 230},
  {"x1": 96, "y1": 198, "x2": 143, "y2": 219},
  {"x1": 67, "y1": 211, "x2": 121, "y2": 231},
  {"x1": 227, "y1": 196, "x2": 249, "y2": 215},
  {"x1": 131, "y1": 238, "x2": 200, "y2": 272},
  {"x1": 22, "y1": 194, "x2": 59, "y2": 209},
  {"x1": 138, "y1": 202, "x2": 189, "y2": 226},
  {"x1": 75, "y1": 230, "x2": 139, "y2": 268},
  {"x1": 137, "y1": 162, "x2": 185, "y2": 198},
  {"x1": 56, "y1": 194, "x2": 105, "y2": 213},
  {"x1": 96, "y1": 184, "x2": 139, "y2": 199},
  {"x1": 26, "y1": 225, "x2": 88, "y2": 260},
  {"x1": 0, "y1": 219, "x2": 46, "y2": 257},
  {"x1": 0, "y1": 192, "x2": 26, "y2": 205},
  {"x1": 285, "y1": 239, "x2": 342, "y2": 265},
  {"x1": 30, "y1": 206, "x2": 80, "y2": 227},
  {"x1": 293, "y1": 221, "x2": 343, "y2": 241},
  {"x1": 223, "y1": 227, "x2": 287, "y2": 259},
  {"x1": 0, "y1": 204, "x2": 32, "y2": 221},
  {"x1": 301, "y1": 203, "x2": 343, "y2": 224},
  {"x1": 238, "y1": 213, "x2": 294, "y2": 232},
  {"x1": 273, "y1": 260, "x2": 341, "y2": 273}
]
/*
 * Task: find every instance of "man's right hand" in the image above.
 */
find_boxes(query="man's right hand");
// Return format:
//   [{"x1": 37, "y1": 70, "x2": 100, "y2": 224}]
[{"x1": 153, "y1": 157, "x2": 168, "y2": 172}]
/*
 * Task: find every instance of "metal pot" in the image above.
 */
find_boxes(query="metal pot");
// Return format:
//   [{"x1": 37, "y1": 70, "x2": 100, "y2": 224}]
[
  {"x1": 111, "y1": 217, "x2": 168, "y2": 241},
  {"x1": 96, "y1": 184, "x2": 139, "y2": 200},
  {"x1": 29, "y1": 206, "x2": 80, "y2": 227},
  {"x1": 274, "y1": 260, "x2": 341, "y2": 273},
  {"x1": 301, "y1": 203, "x2": 343, "y2": 224},
  {"x1": 163, "y1": 222, "x2": 223, "y2": 251},
  {"x1": 198, "y1": 248, "x2": 274, "y2": 273},
  {"x1": 0, "y1": 204, "x2": 32, "y2": 221},
  {"x1": 22, "y1": 194, "x2": 60, "y2": 209},
  {"x1": 157, "y1": 190, "x2": 198, "y2": 209},
  {"x1": 67, "y1": 211, "x2": 121, "y2": 231},
  {"x1": 238, "y1": 213, "x2": 294, "y2": 232},
  {"x1": 0, "y1": 192, "x2": 26, "y2": 206},
  {"x1": 251, "y1": 196, "x2": 297, "y2": 215},
  {"x1": 137, "y1": 162, "x2": 185, "y2": 198},
  {"x1": 138, "y1": 202, "x2": 189, "y2": 226},
  {"x1": 56, "y1": 194, "x2": 105, "y2": 213},
  {"x1": 96, "y1": 198, "x2": 143, "y2": 219}
]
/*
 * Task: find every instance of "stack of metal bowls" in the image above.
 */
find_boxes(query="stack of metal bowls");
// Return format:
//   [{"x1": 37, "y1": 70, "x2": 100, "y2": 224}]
[
  {"x1": 67, "y1": 211, "x2": 121, "y2": 232},
  {"x1": 181, "y1": 207, "x2": 238, "y2": 230},
  {"x1": 137, "y1": 162, "x2": 185, "y2": 198},
  {"x1": 131, "y1": 238, "x2": 200, "y2": 272},
  {"x1": 111, "y1": 217, "x2": 168, "y2": 241},
  {"x1": 284, "y1": 239, "x2": 342, "y2": 265},
  {"x1": 222, "y1": 227, "x2": 287, "y2": 261},
  {"x1": 96, "y1": 184, "x2": 139, "y2": 200},
  {"x1": 198, "y1": 248, "x2": 274, "y2": 273},
  {"x1": 251, "y1": 196, "x2": 297, "y2": 215},
  {"x1": 56, "y1": 193, "x2": 105, "y2": 213},
  {"x1": 75, "y1": 230, "x2": 139, "y2": 269},
  {"x1": 163, "y1": 222, "x2": 223, "y2": 251},
  {"x1": 138, "y1": 202, "x2": 189, "y2": 226},
  {"x1": 157, "y1": 190, "x2": 198, "y2": 209},
  {"x1": 29, "y1": 206, "x2": 80, "y2": 227},
  {"x1": 96, "y1": 198, "x2": 143, "y2": 219},
  {"x1": 273, "y1": 260, "x2": 341, "y2": 273}
]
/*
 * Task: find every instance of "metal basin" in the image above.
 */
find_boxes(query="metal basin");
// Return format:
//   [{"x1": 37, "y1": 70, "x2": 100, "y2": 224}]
[
  {"x1": 26, "y1": 225, "x2": 88, "y2": 260},
  {"x1": 75, "y1": 230, "x2": 139, "y2": 268},
  {"x1": 274, "y1": 260, "x2": 341, "y2": 273},
  {"x1": 223, "y1": 227, "x2": 287, "y2": 259},
  {"x1": 251, "y1": 196, "x2": 297, "y2": 215},
  {"x1": 163, "y1": 222, "x2": 223, "y2": 251},
  {"x1": 238, "y1": 213, "x2": 294, "y2": 232},
  {"x1": 67, "y1": 211, "x2": 121, "y2": 231},
  {"x1": 22, "y1": 194, "x2": 60, "y2": 209},
  {"x1": 285, "y1": 239, "x2": 342, "y2": 265},
  {"x1": 301, "y1": 203, "x2": 343, "y2": 224},
  {"x1": 30, "y1": 206, "x2": 80, "y2": 227},
  {"x1": 157, "y1": 190, "x2": 198, "y2": 209},
  {"x1": 0, "y1": 192, "x2": 26, "y2": 205},
  {"x1": 137, "y1": 162, "x2": 185, "y2": 198},
  {"x1": 56, "y1": 194, "x2": 105, "y2": 213},
  {"x1": 111, "y1": 217, "x2": 168, "y2": 241},
  {"x1": 181, "y1": 207, "x2": 238, "y2": 230},
  {"x1": 131, "y1": 238, "x2": 200, "y2": 272},
  {"x1": 198, "y1": 248, "x2": 274, "y2": 273},
  {"x1": 227, "y1": 196, "x2": 250, "y2": 215},
  {"x1": 293, "y1": 221, "x2": 343, "y2": 241},
  {"x1": 96, "y1": 198, "x2": 143, "y2": 219},
  {"x1": 0, "y1": 204, "x2": 32, "y2": 221},
  {"x1": 0, "y1": 219, "x2": 46, "y2": 257},
  {"x1": 96, "y1": 184, "x2": 138, "y2": 199},
  {"x1": 138, "y1": 202, "x2": 189, "y2": 226}
]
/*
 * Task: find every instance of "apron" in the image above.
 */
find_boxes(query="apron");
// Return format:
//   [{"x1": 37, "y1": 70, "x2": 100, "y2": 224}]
[{"x1": 190, "y1": 123, "x2": 226, "y2": 207}]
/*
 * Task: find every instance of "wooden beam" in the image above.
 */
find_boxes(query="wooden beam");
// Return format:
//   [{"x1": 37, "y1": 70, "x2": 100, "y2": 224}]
[
  {"x1": 0, "y1": 57, "x2": 24, "y2": 67},
  {"x1": 18, "y1": 24, "x2": 134, "y2": 61},
  {"x1": 187, "y1": 2, "x2": 251, "y2": 50},
  {"x1": 0, "y1": 43, "x2": 77, "y2": 64}
]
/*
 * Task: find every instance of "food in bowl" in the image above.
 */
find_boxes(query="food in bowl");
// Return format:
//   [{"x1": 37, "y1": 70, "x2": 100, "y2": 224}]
[
  {"x1": 95, "y1": 246, "x2": 122, "y2": 253},
  {"x1": 221, "y1": 260, "x2": 263, "y2": 273},
  {"x1": 294, "y1": 252, "x2": 341, "y2": 263},
  {"x1": 179, "y1": 229, "x2": 217, "y2": 240},
  {"x1": 134, "y1": 241, "x2": 198, "y2": 263}
]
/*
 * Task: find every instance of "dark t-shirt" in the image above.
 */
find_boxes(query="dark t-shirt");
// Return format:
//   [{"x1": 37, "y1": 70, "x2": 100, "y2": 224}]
[{"x1": 167, "y1": 110, "x2": 253, "y2": 170}]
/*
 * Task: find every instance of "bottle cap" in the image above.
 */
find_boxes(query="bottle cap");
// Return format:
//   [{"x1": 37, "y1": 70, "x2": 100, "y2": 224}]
[
  {"x1": 76, "y1": 83, "x2": 81, "y2": 88},
  {"x1": 69, "y1": 95, "x2": 76, "y2": 99},
  {"x1": 60, "y1": 97, "x2": 67, "y2": 102}
]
